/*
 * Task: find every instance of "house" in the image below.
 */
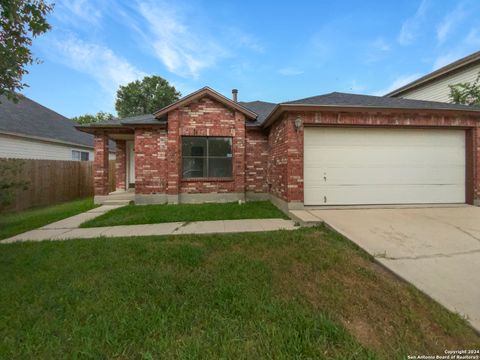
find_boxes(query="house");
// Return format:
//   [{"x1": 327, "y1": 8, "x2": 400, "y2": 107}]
[
  {"x1": 0, "y1": 94, "x2": 114, "y2": 161},
  {"x1": 386, "y1": 51, "x2": 480, "y2": 102},
  {"x1": 77, "y1": 87, "x2": 480, "y2": 210}
]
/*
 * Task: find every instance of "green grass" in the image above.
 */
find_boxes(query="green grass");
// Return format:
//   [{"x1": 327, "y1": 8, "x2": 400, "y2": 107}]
[
  {"x1": 81, "y1": 200, "x2": 288, "y2": 228},
  {"x1": 0, "y1": 198, "x2": 97, "y2": 240},
  {"x1": 0, "y1": 226, "x2": 478, "y2": 359}
]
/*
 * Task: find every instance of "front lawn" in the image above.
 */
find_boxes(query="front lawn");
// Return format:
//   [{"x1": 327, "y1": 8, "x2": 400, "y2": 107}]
[
  {"x1": 0, "y1": 198, "x2": 97, "y2": 240},
  {"x1": 81, "y1": 200, "x2": 288, "y2": 227},
  {"x1": 0, "y1": 226, "x2": 478, "y2": 359}
]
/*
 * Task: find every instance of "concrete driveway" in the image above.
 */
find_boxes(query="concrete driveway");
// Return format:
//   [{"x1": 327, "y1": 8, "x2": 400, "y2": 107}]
[{"x1": 294, "y1": 206, "x2": 480, "y2": 332}]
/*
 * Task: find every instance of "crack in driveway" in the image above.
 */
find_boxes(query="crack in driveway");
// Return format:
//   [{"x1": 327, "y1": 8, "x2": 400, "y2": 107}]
[{"x1": 375, "y1": 247, "x2": 480, "y2": 261}]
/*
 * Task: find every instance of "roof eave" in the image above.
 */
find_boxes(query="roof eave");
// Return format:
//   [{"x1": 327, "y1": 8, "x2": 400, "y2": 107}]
[{"x1": 262, "y1": 103, "x2": 480, "y2": 128}]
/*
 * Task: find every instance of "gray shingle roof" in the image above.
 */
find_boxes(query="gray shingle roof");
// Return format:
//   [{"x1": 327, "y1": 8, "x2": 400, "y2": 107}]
[
  {"x1": 77, "y1": 113, "x2": 166, "y2": 128},
  {"x1": 284, "y1": 92, "x2": 480, "y2": 112},
  {"x1": 239, "y1": 100, "x2": 276, "y2": 126},
  {"x1": 0, "y1": 94, "x2": 95, "y2": 148}
]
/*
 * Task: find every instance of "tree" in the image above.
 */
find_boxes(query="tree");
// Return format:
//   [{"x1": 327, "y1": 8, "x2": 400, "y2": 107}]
[
  {"x1": 449, "y1": 72, "x2": 480, "y2": 106},
  {"x1": 115, "y1": 75, "x2": 181, "y2": 118},
  {"x1": 71, "y1": 111, "x2": 115, "y2": 125},
  {"x1": 0, "y1": 0, "x2": 54, "y2": 102}
]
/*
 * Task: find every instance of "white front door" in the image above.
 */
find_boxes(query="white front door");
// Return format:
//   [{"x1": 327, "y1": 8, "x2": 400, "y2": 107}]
[
  {"x1": 127, "y1": 141, "x2": 135, "y2": 185},
  {"x1": 304, "y1": 127, "x2": 466, "y2": 205}
]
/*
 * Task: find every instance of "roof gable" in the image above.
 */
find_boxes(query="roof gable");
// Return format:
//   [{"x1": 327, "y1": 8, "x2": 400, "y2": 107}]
[
  {"x1": 386, "y1": 51, "x2": 480, "y2": 97},
  {"x1": 153, "y1": 87, "x2": 257, "y2": 120}
]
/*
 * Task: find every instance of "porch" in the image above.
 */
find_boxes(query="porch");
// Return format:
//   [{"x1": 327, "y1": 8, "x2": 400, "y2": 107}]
[{"x1": 93, "y1": 131, "x2": 136, "y2": 205}]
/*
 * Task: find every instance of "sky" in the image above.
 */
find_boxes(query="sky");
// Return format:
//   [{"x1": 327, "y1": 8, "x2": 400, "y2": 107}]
[{"x1": 21, "y1": 0, "x2": 480, "y2": 118}]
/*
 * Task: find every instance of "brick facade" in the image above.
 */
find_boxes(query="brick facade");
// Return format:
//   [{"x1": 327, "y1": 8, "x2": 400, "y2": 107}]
[
  {"x1": 245, "y1": 129, "x2": 269, "y2": 193},
  {"x1": 277, "y1": 110, "x2": 480, "y2": 204},
  {"x1": 93, "y1": 134, "x2": 109, "y2": 196},
  {"x1": 135, "y1": 128, "x2": 167, "y2": 194},
  {"x1": 91, "y1": 94, "x2": 480, "y2": 207},
  {"x1": 115, "y1": 140, "x2": 126, "y2": 191},
  {"x1": 166, "y1": 97, "x2": 246, "y2": 196}
]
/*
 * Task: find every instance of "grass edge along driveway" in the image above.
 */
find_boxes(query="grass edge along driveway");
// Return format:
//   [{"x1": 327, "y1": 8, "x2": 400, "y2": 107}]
[
  {"x1": 0, "y1": 226, "x2": 478, "y2": 359},
  {"x1": 0, "y1": 198, "x2": 96, "y2": 240},
  {"x1": 81, "y1": 200, "x2": 288, "y2": 228}
]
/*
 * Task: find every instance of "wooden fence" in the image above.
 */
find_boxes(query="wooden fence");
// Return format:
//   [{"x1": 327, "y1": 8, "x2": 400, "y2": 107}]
[{"x1": 1, "y1": 158, "x2": 115, "y2": 213}]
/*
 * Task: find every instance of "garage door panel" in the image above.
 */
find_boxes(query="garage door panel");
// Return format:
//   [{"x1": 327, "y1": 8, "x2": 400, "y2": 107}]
[
  {"x1": 305, "y1": 127, "x2": 465, "y2": 146},
  {"x1": 304, "y1": 128, "x2": 466, "y2": 205},
  {"x1": 304, "y1": 184, "x2": 466, "y2": 206},
  {"x1": 304, "y1": 166, "x2": 465, "y2": 185},
  {"x1": 304, "y1": 147, "x2": 464, "y2": 167}
]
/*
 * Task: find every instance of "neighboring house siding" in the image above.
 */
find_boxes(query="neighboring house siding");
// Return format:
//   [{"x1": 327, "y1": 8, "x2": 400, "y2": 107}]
[
  {"x1": 0, "y1": 133, "x2": 94, "y2": 160},
  {"x1": 396, "y1": 63, "x2": 480, "y2": 102}
]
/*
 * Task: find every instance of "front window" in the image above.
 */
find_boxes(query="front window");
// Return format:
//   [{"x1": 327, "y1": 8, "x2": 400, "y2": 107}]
[
  {"x1": 72, "y1": 150, "x2": 90, "y2": 161},
  {"x1": 182, "y1": 137, "x2": 232, "y2": 178}
]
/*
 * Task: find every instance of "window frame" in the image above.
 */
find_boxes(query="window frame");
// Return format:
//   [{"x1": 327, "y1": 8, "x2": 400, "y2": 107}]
[
  {"x1": 181, "y1": 136, "x2": 233, "y2": 180},
  {"x1": 72, "y1": 150, "x2": 90, "y2": 161}
]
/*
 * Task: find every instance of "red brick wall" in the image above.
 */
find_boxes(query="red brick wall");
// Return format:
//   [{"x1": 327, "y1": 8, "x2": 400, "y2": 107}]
[
  {"x1": 475, "y1": 127, "x2": 480, "y2": 202},
  {"x1": 166, "y1": 96, "x2": 246, "y2": 195},
  {"x1": 276, "y1": 110, "x2": 480, "y2": 203},
  {"x1": 267, "y1": 116, "x2": 289, "y2": 201},
  {"x1": 115, "y1": 140, "x2": 126, "y2": 191},
  {"x1": 93, "y1": 134, "x2": 109, "y2": 196},
  {"x1": 245, "y1": 129, "x2": 269, "y2": 193},
  {"x1": 134, "y1": 128, "x2": 167, "y2": 194}
]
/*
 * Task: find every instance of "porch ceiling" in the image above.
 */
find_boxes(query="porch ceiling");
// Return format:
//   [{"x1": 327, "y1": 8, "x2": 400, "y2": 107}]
[{"x1": 109, "y1": 133, "x2": 134, "y2": 140}]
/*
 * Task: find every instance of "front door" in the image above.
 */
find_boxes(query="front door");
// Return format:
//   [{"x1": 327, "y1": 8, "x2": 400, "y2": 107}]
[{"x1": 127, "y1": 141, "x2": 135, "y2": 187}]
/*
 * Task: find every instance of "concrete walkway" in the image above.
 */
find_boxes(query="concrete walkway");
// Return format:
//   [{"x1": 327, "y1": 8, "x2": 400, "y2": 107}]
[
  {"x1": 293, "y1": 206, "x2": 480, "y2": 333},
  {"x1": 1, "y1": 205, "x2": 297, "y2": 243}
]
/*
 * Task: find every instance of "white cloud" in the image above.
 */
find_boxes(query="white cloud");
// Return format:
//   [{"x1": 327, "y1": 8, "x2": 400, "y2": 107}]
[
  {"x1": 398, "y1": 0, "x2": 428, "y2": 45},
  {"x1": 136, "y1": 1, "x2": 228, "y2": 78},
  {"x1": 278, "y1": 67, "x2": 304, "y2": 76},
  {"x1": 54, "y1": 0, "x2": 104, "y2": 27},
  {"x1": 436, "y1": 3, "x2": 466, "y2": 44},
  {"x1": 372, "y1": 38, "x2": 391, "y2": 52},
  {"x1": 45, "y1": 34, "x2": 146, "y2": 101},
  {"x1": 373, "y1": 73, "x2": 422, "y2": 96}
]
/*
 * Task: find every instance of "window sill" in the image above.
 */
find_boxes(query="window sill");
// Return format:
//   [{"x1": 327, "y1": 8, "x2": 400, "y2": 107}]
[{"x1": 181, "y1": 177, "x2": 234, "y2": 182}]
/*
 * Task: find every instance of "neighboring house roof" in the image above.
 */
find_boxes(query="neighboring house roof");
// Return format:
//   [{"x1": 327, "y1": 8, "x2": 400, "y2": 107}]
[
  {"x1": 385, "y1": 51, "x2": 480, "y2": 97},
  {"x1": 0, "y1": 94, "x2": 95, "y2": 149}
]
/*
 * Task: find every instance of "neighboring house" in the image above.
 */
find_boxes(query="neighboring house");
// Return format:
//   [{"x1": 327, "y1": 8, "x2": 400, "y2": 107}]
[
  {"x1": 0, "y1": 94, "x2": 114, "y2": 161},
  {"x1": 77, "y1": 87, "x2": 480, "y2": 209},
  {"x1": 386, "y1": 51, "x2": 480, "y2": 102}
]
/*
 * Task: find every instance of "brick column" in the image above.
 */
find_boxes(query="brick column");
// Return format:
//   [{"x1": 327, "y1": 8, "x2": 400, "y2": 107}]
[
  {"x1": 115, "y1": 140, "x2": 126, "y2": 191},
  {"x1": 94, "y1": 133, "x2": 109, "y2": 196},
  {"x1": 474, "y1": 126, "x2": 480, "y2": 206},
  {"x1": 166, "y1": 110, "x2": 180, "y2": 202},
  {"x1": 233, "y1": 111, "x2": 246, "y2": 194}
]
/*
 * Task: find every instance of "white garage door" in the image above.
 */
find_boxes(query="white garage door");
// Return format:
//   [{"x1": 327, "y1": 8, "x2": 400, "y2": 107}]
[{"x1": 304, "y1": 127, "x2": 466, "y2": 205}]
